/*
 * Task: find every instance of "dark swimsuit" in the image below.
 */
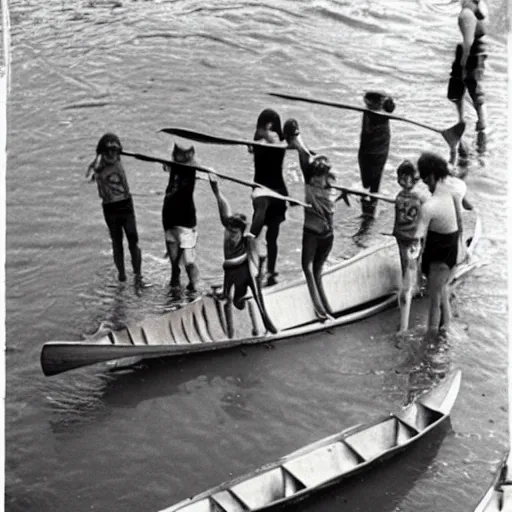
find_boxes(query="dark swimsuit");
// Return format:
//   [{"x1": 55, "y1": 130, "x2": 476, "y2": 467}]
[{"x1": 421, "y1": 230, "x2": 459, "y2": 276}]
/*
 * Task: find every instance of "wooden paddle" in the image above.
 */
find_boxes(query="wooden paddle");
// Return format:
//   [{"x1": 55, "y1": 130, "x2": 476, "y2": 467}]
[
  {"x1": 330, "y1": 185, "x2": 395, "y2": 205},
  {"x1": 268, "y1": 92, "x2": 466, "y2": 153},
  {"x1": 120, "y1": 150, "x2": 309, "y2": 207},
  {"x1": 159, "y1": 128, "x2": 290, "y2": 150}
]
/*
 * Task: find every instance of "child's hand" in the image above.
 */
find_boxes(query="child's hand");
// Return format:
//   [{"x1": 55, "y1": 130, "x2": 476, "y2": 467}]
[
  {"x1": 208, "y1": 173, "x2": 219, "y2": 192},
  {"x1": 163, "y1": 163, "x2": 171, "y2": 173}
]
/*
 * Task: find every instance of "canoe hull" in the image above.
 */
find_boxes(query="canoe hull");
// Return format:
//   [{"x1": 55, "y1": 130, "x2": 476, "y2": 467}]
[{"x1": 159, "y1": 370, "x2": 461, "y2": 512}]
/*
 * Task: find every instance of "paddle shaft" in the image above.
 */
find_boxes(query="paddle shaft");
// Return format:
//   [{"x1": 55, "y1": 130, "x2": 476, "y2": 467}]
[
  {"x1": 330, "y1": 185, "x2": 395, "y2": 204},
  {"x1": 269, "y1": 92, "x2": 443, "y2": 134},
  {"x1": 120, "y1": 151, "x2": 309, "y2": 207}
]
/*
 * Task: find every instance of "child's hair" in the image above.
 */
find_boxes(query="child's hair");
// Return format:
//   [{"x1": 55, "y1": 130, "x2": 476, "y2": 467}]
[
  {"x1": 310, "y1": 155, "x2": 332, "y2": 176},
  {"x1": 397, "y1": 159, "x2": 417, "y2": 178},
  {"x1": 283, "y1": 118, "x2": 300, "y2": 141},
  {"x1": 255, "y1": 108, "x2": 283, "y2": 140},
  {"x1": 226, "y1": 213, "x2": 247, "y2": 231},
  {"x1": 417, "y1": 152, "x2": 450, "y2": 181},
  {"x1": 172, "y1": 143, "x2": 196, "y2": 163},
  {"x1": 364, "y1": 91, "x2": 396, "y2": 113},
  {"x1": 96, "y1": 133, "x2": 122, "y2": 154}
]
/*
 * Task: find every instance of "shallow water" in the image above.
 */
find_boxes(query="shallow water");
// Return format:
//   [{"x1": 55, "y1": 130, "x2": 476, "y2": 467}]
[{"x1": 5, "y1": 1, "x2": 509, "y2": 511}]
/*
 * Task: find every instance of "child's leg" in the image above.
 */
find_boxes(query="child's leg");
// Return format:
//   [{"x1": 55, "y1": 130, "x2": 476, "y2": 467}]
[
  {"x1": 302, "y1": 231, "x2": 329, "y2": 320},
  {"x1": 165, "y1": 230, "x2": 182, "y2": 287},
  {"x1": 105, "y1": 213, "x2": 126, "y2": 280},
  {"x1": 124, "y1": 212, "x2": 142, "y2": 276},
  {"x1": 312, "y1": 235, "x2": 334, "y2": 316}
]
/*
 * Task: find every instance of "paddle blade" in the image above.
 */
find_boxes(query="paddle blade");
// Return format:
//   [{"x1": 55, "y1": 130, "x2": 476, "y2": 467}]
[
  {"x1": 441, "y1": 122, "x2": 466, "y2": 152},
  {"x1": 160, "y1": 128, "x2": 243, "y2": 146}
]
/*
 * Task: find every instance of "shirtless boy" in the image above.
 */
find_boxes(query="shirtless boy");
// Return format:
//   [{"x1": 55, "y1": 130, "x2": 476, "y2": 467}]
[{"x1": 414, "y1": 152, "x2": 469, "y2": 336}]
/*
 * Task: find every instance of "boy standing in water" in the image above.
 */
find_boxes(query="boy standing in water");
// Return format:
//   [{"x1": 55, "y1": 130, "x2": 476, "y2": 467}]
[
  {"x1": 284, "y1": 119, "x2": 340, "y2": 322},
  {"x1": 250, "y1": 108, "x2": 288, "y2": 287},
  {"x1": 392, "y1": 160, "x2": 430, "y2": 331},
  {"x1": 86, "y1": 133, "x2": 143, "y2": 285},
  {"x1": 358, "y1": 91, "x2": 395, "y2": 218},
  {"x1": 162, "y1": 144, "x2": 200, "y2": 293},
  {"x1": 208, "y1": 175, "x2": 278, "y2": 338}
]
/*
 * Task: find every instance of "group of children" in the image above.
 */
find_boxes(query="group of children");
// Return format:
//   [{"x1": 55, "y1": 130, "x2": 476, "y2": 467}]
[{"x1": 86, "y1": 90, "x2": 472, "y2": 340}]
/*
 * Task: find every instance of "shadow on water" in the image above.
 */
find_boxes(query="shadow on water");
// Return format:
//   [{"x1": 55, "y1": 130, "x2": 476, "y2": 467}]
[{"x1": 298, "y1": 419, "x2": 452, "y2": 512}]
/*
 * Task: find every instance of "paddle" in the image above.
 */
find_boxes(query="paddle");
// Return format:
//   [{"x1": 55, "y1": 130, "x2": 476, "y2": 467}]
[
  {"x1": 330, "y1": 185, "x2": 395, "y2": 205},
  {"x1": 120, "y1": 150, "x2": 309, "y2": 207},
  {"x1": 268, "y1": 92, "x2": 466, "y2": 153},
  {"x1": 159, "y1": 128, "x2": 290, "y2": 150}
]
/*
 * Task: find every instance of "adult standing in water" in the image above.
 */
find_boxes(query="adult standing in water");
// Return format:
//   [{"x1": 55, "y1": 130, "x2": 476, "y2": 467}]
[
  {"x1": 358, "y1": 91, "x2": 395, "y2": 218},
  {"x1": 249, "y1": 108, "x2": 288, "y2": 287},
  {"x1": 414, "y1": 152, "x2": 469, "y2": 338},
  {"x1": 447, "y1": 0, "x2": 489, "y2": 155},
  {"x1": 162, "y1": 144, "x2": 200, "y2": 293},
  {"x1": 85, "y1": 133, "x2": 143, "y2": 285}
]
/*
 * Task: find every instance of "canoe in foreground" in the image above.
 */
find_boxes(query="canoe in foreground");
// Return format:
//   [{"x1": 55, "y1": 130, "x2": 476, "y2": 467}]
[
  {"x1": 159, "y1": 370, "x2": 461, "y2": 512},
  {"x1": 41, "y1": 241, "x2": 402, "y2": 376},
  {"x1": 473, "y1": 449, "x2": 512, "y2": 512}
]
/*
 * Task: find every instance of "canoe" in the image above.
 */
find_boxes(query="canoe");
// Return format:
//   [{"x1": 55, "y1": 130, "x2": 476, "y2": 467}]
[
  {"x1": 40, "y1": 212, "x2": 481, "y2": 377},
  {"x1": 473, "y1": 449, "x2": 512, "y2": 512},
  {"x1": 158, "y1": 369, "x2": 461, "y2": 512},
  {"x1": 41, "y1": 240, "x2": 401, "y2": 376}
]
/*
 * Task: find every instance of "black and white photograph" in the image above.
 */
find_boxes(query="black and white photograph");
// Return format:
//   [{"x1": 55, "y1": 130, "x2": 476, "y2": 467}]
[{"x1": 3, "y1": 0, "x2": 510, "y2": 511}]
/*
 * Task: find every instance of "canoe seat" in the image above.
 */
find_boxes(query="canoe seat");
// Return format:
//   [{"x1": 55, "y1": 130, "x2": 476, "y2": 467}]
[
  {"x1": 210, "y1": 490, "x2": 248, "y2": 511},
  {"x1": 344, "y1": 417, "x2": 404, "y2": 460},
  {"x1": 395, "y1": 403, "x2": 443, "y2": 433},
  {"x1": 229, "y1": 466, "x2": 303, "y2": 509},
  {"x1": 283, "y1": 442, "x2": 361, "y2": 488}
]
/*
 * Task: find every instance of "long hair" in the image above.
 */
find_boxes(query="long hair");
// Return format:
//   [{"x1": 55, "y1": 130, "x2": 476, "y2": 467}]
[{"x1": 254, "y1": 108, "x2": 283, "y2": 140}]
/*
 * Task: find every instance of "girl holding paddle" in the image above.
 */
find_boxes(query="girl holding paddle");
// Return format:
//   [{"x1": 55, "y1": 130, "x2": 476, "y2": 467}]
[{"x1": 284, "y1": 119, "x2": 341, "y2": 322}]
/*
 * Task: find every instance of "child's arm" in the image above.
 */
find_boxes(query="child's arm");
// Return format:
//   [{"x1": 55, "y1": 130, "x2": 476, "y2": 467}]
[
  {"x1": 85, "y1": 155, "x2": 101, "y2": 181},
  {"x1": 209, "y1": 175, "x2": 232, "y2": 227}
]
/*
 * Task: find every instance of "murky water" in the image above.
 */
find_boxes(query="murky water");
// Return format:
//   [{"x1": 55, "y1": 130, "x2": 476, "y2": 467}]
[{"x1": 5, "y1": 1, "x2": 509, "y2": 511}]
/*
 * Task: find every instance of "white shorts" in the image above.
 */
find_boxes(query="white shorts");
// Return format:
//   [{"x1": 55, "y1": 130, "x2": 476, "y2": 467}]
[{"x1": 165, "y1": 226, "x2": 197, "y2": 249}]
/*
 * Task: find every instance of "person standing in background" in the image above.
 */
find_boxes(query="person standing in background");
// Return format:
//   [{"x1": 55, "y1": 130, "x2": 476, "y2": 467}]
[{"x1": 447, "y1": 0, "x2": 489, "y2": 156}]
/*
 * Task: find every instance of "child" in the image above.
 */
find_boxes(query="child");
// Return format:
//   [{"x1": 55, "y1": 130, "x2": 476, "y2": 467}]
[
  {"x1": 284, "y1": 119, "x2": 340, "y2": 322},
  {"x1": 392, "y1": 160, "x2": 430, "y2": 332},
  {"x1": 208, "y1": 174, "x2": 278, "y2": 338},
  {"x1": 358, "y1": 91, "x2": 395, "y2": 218},
  {"x1": 162, "y1": 144, "x2": 200, "y2": 293},
  {"x1": 85, "y1": 133, "x2": 143, "y2": 285},
  {"x1": 249, "y1": 108, "x2": 288, "y2": 286}
]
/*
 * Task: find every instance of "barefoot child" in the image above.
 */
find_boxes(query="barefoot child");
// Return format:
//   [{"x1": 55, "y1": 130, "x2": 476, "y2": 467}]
[
  {"x1": 85, "y1": 133, "x2": 143, "y2": 285},
  {"x1": 392, "y1": 160, "x2": 431, "y2": 332},
  {"x1": 358, "y1": 91, "x2": 396, "y2": 217},
  {"x1": 162, "y1": 144, "x2": 200, "y2": 293},
  {"x1": 284, "y1": 119, "x2": 340, "y2": 322},
  {"x1": 209, "y1": 175, "x2": 278, "y2": 338},
  {"x1": 249, "y1": 108, "x2": 288, "y2": 286},
  {"x1": 414, "y1": 152, "x2": 466, "y2": 337}
]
